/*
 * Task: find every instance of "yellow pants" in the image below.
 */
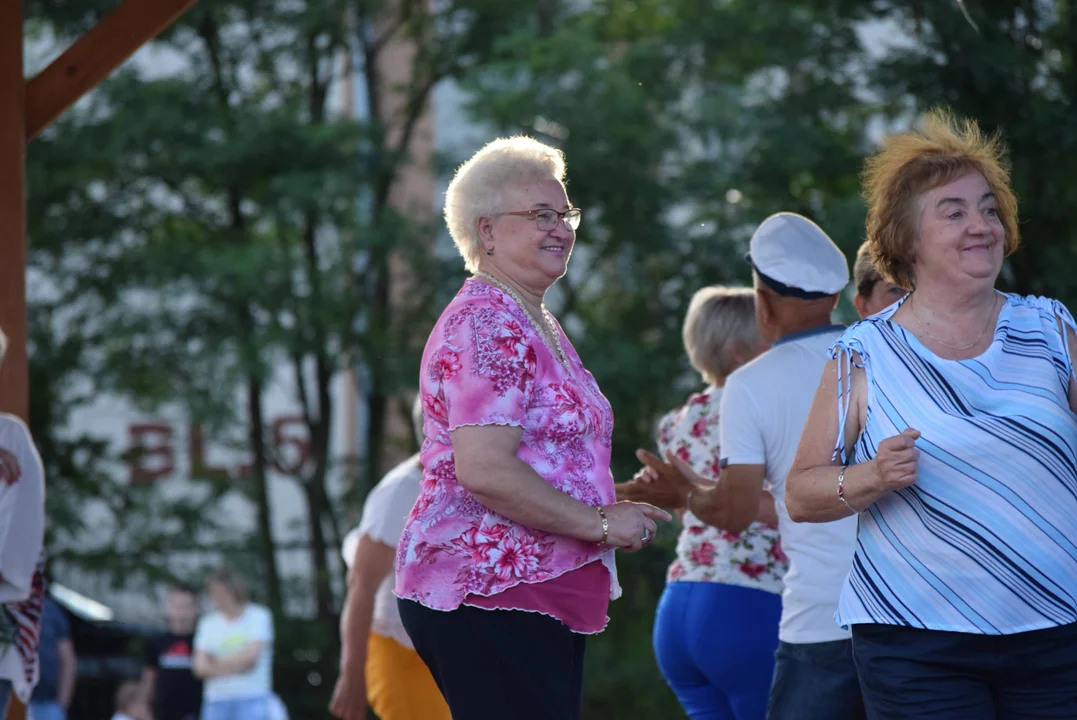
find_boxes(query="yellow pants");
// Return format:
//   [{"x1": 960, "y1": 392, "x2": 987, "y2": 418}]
[{"x1": 366, "y1": 632, "x2": 451, "y2": 720}]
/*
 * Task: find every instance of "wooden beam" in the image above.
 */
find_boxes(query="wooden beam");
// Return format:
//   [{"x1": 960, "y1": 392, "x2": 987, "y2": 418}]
[
  {"x1": 24, "y1": 0, "x2": 198, "y2": 140},
  {"x1": 1, "y1": 0, "x2": 29, "y2": 423},
  {"x1": 1, "y1": 0, "x2": 29, "y2": 704}
]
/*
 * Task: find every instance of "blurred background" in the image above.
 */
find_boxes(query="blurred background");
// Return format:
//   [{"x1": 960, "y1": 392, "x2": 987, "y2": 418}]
[{"x1": 18, "y1": 0, "x2": 1077, "y2": 716}]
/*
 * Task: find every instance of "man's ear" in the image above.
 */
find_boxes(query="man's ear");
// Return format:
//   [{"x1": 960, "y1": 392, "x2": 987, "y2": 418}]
[{"x1": 755, "y1": 288, "x2": 772, "y2": 326}]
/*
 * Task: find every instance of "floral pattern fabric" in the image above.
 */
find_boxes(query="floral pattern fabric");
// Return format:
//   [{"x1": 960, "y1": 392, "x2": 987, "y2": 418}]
[
  {"x1": 659, "y1": 389, "x2": 786, "y2": 593},
  {"x1": 395, "y1": 279, "x2": 618, "y2": 613}
]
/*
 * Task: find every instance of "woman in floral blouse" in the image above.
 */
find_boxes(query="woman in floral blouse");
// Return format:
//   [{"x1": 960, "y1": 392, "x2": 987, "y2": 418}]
[
  {"x1": 648, "y1": 287, "x2": 787, "y2": 720},
  {"x1": 394, "y1": 136, "x2": 670, "y2": 720}
]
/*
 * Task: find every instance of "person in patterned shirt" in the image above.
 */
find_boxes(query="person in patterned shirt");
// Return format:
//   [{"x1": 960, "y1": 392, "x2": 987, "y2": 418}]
[
  {"x1": 394, "y1": 136, "x2": 670, "y2": 720},
  {"x1": 621, "y1": 286, "x2": 784, "y2": 719}
]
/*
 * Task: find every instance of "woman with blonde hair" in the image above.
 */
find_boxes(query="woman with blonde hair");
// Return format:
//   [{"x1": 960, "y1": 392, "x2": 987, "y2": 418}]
[
  {"x1": 787, "y1": 111, "x2": 1077, "y2": 717},
  {"x1": 394, "y1": 136, "x2": 670, "y2": 720},
  {"x1": 639, "y1": 286, "x2": 785, "y2": 720}
]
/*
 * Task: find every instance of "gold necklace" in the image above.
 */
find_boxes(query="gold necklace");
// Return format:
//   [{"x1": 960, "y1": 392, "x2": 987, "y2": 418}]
[
  {"x1": 476, "y1": 272, "x2": 569, "y2": 367},
  {"x1": 908, "y1": 293, "x2": 1000, "y2": 352}
]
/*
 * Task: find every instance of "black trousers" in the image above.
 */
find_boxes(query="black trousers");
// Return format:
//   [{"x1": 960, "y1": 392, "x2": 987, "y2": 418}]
[
  {"x1": 398, "y1": 599, "x2": 587, "y2": 720},
  {"x1": 852, "y1": 621, "x2": 1077, "y2": 719}
]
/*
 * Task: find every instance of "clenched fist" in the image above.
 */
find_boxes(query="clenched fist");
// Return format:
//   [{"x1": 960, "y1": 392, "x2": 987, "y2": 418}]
[{"x1": 873, "y1": 428, "x2": 921, "y2": 492}]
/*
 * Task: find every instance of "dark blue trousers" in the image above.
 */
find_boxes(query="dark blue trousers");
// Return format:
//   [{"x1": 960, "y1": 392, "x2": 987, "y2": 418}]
[
  {"x1": 398, "y1": 599, "x2": 586, "y2": 720},
  {"x1": 767, "y1": 638, "x2": 866, "y2": 720},
  {"x1": 852, "y1": 622, "x2": 1077, "y2": 719}
]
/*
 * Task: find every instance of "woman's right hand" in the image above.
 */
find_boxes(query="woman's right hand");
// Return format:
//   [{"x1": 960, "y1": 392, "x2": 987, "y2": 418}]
[
  {"x1": 872, "y1": 428, "x2": 921, "y2": 493},
  {"x1": 600, "y1": 501, "x2": 672, "y2": 551},
  {"x1": 329, "y1": 664, "x2": 367, "y2": 720}
]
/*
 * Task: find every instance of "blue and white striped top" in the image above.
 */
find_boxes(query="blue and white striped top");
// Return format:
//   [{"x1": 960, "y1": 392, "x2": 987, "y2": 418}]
[{"x1": 831, "y1": 293, "x2": 1077, "y2": 635}]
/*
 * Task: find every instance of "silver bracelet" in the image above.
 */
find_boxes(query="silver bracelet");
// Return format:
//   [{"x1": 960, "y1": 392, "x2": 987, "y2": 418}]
[{"x1": 837, "y1": 466, "x2": 858, "y2": 513}]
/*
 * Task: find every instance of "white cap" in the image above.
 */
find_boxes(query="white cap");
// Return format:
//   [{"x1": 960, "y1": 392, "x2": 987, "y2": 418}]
[{"x1": 746, "y1": 212, "x2": 849, "y2": 298}]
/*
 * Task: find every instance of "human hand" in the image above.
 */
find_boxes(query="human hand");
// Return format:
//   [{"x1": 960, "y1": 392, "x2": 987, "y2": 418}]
[
  {"x1": 872, "y1": 428, "x2": 920, "y2": 493},
  {"x1": 615, "y1": 449, "x2": 697, "y2": 509},
  {"x1": 601, "y1": 501, "x2": 672, "y2": 551},
  {"x1": 329, "y1": 665, "x2": 368, "y2": 719}
]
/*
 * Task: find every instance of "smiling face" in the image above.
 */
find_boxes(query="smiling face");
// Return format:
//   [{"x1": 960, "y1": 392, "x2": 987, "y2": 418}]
[
  {"x1": 480, "y1": 178, "x2": 576, "y2": 293},
  {"x1": 914, "y1": 171, "x2": 1005, "y2": 290}
]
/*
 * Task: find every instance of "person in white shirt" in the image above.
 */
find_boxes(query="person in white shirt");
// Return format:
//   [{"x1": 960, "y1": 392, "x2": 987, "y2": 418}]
[
  {"x1": 330, "y1": 396, "x2": 449, "y2": 720},
  {"x1": 625, "y1": 213, "x2": 864, "y2": 719},
  {"x1": 193, "y1": 567, "x2": 274, "y2": 720},
  {"x1": 0, "y1": 326, "x2": 47, "y2": 715}
]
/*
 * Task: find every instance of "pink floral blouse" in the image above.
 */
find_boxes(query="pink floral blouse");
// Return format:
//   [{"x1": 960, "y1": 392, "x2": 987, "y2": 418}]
[
  {"x1": 394, "y1": 280, "x2": 620, "y2": 615},
  {"x1": 659, "y1": 389, "x2": 786, "y2": 593}
]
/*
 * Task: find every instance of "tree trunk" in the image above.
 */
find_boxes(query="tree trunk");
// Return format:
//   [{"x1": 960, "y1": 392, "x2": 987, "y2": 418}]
[{"x1": 247, "y1": 374, "x2": 283, "y2": 615}]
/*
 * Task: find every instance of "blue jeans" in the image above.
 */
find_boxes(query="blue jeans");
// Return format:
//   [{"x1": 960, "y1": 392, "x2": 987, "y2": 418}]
[
  {"x1": 0, "y1": 681, "x2": 10, "y2": 720},
  {"x1": 29, "y1": 701, "x2": 66, "y2": 720},
  {"x1": 766, "y1": 639, "x2": 865, "y2": 720},
  {"x1": 201, "y1": 697, "x2": 271, "y2": 720},
  {"x1": 654, "y1": 582, "x2": 782, "y2": 720}
]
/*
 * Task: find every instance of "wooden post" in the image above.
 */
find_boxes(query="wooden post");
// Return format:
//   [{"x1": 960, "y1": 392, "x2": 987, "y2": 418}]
[
  {"x1": 1, "y1": 11, "x2": 31, "y2": 720},
  {"x1": 0, "y1": 0, "x2": 29, "y2": 423}
]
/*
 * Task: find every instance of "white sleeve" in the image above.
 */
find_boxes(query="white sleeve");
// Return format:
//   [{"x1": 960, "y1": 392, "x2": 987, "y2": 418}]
[
  {"x1": 0, "y1": 417, "x2": 45, "y2": 604},
  {"x1": 193, "y1": 616, "x2": 209, "y2": 652},
  {"x1": 356, "y1": 466, "x2": 421, "y2": 548},
  {"x1": 718, "y1": 374, "x2": 766, "y2": 466},
  {"x1": 256, "y1": 606, "x2": 274, "y2": 643}
]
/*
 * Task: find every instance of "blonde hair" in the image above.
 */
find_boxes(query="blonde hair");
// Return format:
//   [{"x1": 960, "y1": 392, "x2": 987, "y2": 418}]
[
  {"x1": 444, "y1": 137, "x2": 568, "y2": 273},
  {"x1": 683, "y1": 286, "x2": 759, "y2": 384},
  {"x1": 206, "y1": 566, "x2": 248, "y2": 604},
  {"x1": 862, "y1": 109, "x2": 1020, "y2": 289}
]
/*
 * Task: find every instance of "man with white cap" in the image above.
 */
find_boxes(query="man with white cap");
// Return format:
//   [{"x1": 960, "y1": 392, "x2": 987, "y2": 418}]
[{"x1": 628, "y1": 212, "x2": 864, "y2": 719}]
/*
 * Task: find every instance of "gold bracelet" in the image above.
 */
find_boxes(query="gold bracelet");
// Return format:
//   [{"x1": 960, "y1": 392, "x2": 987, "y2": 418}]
[{"x1": 595, "y1": 506, "x2": 609, "y2": 545}]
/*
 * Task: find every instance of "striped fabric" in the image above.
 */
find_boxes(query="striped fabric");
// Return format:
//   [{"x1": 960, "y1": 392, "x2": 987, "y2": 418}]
[{"x1": 831, "y1": 293, "x2": 1077, "y2": 635}]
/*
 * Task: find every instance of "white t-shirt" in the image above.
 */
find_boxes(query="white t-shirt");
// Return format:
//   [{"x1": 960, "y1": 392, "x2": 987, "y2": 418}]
[
  {"x1": 719, "y1": 327, "x2": 858, "y2": 644},
  {"x1": 0, "y1": 414, "x2": 45, "y2": 604},
  {"x1": 268, "y1": 693, "x2": 289, "y2": 720},
  {"x1": 194, "y1": 604, "x2": 274, "y2": 701},
  {"x1": 342, "y1": 455, "x2": 421, "y2": 649}
]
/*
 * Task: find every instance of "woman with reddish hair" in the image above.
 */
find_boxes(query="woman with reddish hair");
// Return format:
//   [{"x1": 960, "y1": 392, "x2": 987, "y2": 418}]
[{"x1": 788, "y1": 111, "x2": 1077, "y2": 717}]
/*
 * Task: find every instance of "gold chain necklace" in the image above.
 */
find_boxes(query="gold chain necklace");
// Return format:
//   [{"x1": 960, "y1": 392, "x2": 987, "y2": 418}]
[
  {"x1": 908, "y1": 293, "x2": 1000, "y2": 352},
  {"x1": 476, "y1": 272, "x2": 569, "y2": 367}
]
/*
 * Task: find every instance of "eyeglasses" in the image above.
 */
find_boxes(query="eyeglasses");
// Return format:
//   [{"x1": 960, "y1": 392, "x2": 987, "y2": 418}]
[{"x1": 499, "y1": 208, "x2": 582, "y2": 231}]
